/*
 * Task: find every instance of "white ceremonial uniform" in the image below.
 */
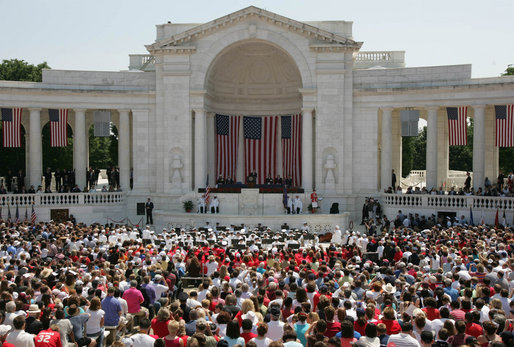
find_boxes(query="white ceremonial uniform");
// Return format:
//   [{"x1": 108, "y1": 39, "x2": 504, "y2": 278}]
[
  {"x1": 197, "y1": 197, "x2": 206, "y2": 213},
  {"x1": 293, "y1": 197, "x2": 303, "y2": 214},
  {"x1": 209, "y1": 197, "x2": 219, "y2": 213}
]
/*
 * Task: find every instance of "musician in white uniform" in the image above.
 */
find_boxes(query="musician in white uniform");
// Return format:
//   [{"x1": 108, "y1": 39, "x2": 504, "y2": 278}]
[
  {"x1": 197, "y1": 194, "x2": 207, "y2": 213},
  {"x1": 210, "y1": 196, "x2": 220, "y2": 213},
  {"x1": 293, "y1": 196, "x2": 303, "y2": 214}
]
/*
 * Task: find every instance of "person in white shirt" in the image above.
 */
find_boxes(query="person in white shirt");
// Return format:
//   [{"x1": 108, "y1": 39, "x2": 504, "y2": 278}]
[
  {"x1": 6, "y1": 316, "x2": 35, "y2": 347},
  {"x1": 205, "y1": 256, "x2": 219, "y2": 277},
  {"x1": 152, "y1": 275, "x2": 169, "y2": 300},
  {"x1": 209, "y1": 196, "x2": 220, "y2": 213},
  {"x1": 293, "y1": 196, "x2": 303, "y2": 214},
  {"x1": 197, "y1": 195, "x2": 207, "y2": 213},
  {"x1": 266, "y1": 307, "x2": 285, "y2": 341},
  {"x1": 124, "y1": 318, "x2": 155, "y2": 347},
  {"x1": 387, "y1": 322, "x2": 421, "y2": 347},
  {"x1": 332, "y1": 226, "x2": 342, "y2": 244}
]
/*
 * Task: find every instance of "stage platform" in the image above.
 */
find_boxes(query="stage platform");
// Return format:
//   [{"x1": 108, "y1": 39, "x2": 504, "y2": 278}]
[{"x1": 153, "y1": 211, "x2": 349, "y2": 233}]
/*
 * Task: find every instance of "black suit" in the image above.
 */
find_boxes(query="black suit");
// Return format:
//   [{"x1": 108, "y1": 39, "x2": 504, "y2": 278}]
[{"x1": 145, "y1": 201, "x2": 154, "y2": 224}]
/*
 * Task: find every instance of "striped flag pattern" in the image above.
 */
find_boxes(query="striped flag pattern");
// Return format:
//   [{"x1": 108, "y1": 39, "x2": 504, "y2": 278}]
[
  {"x1": 244, "y1": 116, "x2": 278, "y2": 184},
  {"x1": 31, "y1": 205, "x2": 37, "y2": 224},
  {"x1": 495, "y1": 105, "x2": 514, "y2": 147},
  {"x1": 49, "y1": 109, "x2": 69, "y2": 147},
  {"x1": 281, "y1": 114, "x2": 302, "y2": 187},
  {"x1": 447, "y1": 107, "x2": 468, "y2": 146},
  {"x1": 2, "y1": 108, "x2": 22, "y2": 147},
  {"x1": 215, "y1": 115, "x2": 241, "y2": 181}
]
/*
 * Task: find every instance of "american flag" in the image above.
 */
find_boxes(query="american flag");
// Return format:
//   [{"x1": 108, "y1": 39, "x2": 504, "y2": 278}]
[
  {"x1": 495, "y1": 105, "x2": 514, "y2": 147},
  {"x1": 281, "y1": 114, "x2": 302, "y2": 187},
  {"x1": 49, "y1": 109, "x2": 69, "y2": 147},
  {"x1": 244, "y1": 116, "x2": 278, "y2": 184},
  {"x1": 216, "y1": 115, "x2": 240, "y2": 181},
  {"x1": 205, "y1": 175, "x2": 211, "y2": 206},
  {"x1": 447, "y1": 107, "x2": 468, "y2": 146},
  {"x1": 2, "y1": 108, "x2": 22, "y2": 147},
  {"x1": 24, "y1": 207, "x2": 28, "y2": 222},
  {"x1": 31, "y1": 205, "x2": 37, "y2": 224}
]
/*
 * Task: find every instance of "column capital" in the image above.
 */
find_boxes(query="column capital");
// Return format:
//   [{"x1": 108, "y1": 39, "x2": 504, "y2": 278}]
[
  {"x1": 193, "y1": 108, "x2": 206, "y2": 115},
  {"x1": 425, "y1": 106, "x2": 439, "y2": 112},
  {"x1": 380, "y1": 107, "x2": 393, "y2": 113},
  {"x1": 73, "y1": 108, "x2": 87, "y2": 113},
  {"x1": 301, "y1": 107, "x2": 314, "y2": 114},
  {"x1": 473, "y1": 104, "x2": 486, "y2": 111},
  {"x1": 28, "y1": 108, "x2": 42, "y2": 112},
  {"x1": 117, "y1": 109, "x2": 131, "y2": 114}
]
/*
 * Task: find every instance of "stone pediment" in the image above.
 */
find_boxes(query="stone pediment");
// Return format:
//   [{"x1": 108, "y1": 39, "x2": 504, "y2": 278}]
[{"x1": 146, "y1": 6, "x2": 362, "y2": 54}]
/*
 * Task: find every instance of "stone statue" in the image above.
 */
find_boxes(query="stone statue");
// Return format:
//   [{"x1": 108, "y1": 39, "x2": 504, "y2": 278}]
[
  {"x1": 170, "y1": 154, "x2": 183, "y2": 183},
  {"x1": 324, "y1": 154, "x2": 336, "y2": 184}
]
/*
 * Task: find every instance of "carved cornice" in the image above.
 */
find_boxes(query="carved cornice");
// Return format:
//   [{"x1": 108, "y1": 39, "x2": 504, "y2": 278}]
[
  {"x1": 147, "y1": 6, "x2": 362, "y2": 52},
  {"x1": 148, "y1": 46, "x2": 197, "y2": 55},
  {"x1": 310, "y1": 44, "x2": 360, "y2": 53}
]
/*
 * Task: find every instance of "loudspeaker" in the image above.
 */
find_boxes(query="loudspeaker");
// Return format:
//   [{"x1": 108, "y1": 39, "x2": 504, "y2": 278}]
[{"x1": 136, "y1": 203, "x2": 145, "y2": 215}]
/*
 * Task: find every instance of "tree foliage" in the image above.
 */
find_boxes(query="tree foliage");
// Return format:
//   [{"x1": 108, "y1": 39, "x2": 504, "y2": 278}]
[
  {"x1": 502, "y1": 64, "x2": 514, "y2": 76},
  {"x1": 0, "y1": 59, "x2": 50, "y2": 82},
  {"x1": 88, "y1": 125, "x2": 118, "y2": 169}
]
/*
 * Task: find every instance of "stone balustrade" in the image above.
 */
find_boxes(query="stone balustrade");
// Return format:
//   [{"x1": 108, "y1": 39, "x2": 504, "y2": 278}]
[
  {"x1": 0, "y1": 192, "x2": 125, "y2": 207},
  {"x1": 382, "y1": 193, "x2": 514, "y2": 211},
  {"x1": 355, "y1": 51, "x2": 405, "y2": 68},
  {"x1": 128, "y1": 54, "x2": 155, "y2": 71}
]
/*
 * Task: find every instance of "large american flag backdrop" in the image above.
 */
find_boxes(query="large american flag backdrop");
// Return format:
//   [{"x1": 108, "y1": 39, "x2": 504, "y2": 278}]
[
  {"x1": 244, "y1": 116, "x2": 278, "y2": 184},
  {"x1": 495, "y1": 105, "x2": 514, "y2": 147},
  {"x1": 49, "y1": 109, "x2": 69, "y2": 147},
  {"x1": 281, "y1": 114, "x2": 302, "y2": 187},
  {"x1": 447, "y1": 107, "x2": 468, "y2": 146},
  {"x1": 215, "y1": 114, "x2": 241, "y2": 181},
  {"x1": 1, "y1": 108, "x2": 23, "y2": 148}
]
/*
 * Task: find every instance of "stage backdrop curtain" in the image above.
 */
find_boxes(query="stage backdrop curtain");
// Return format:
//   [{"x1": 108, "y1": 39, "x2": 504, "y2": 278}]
[
  {"x1": 281, "y1": 114, "x2": 302, "y2": 187},
  {"x1": 243, "y1": 116, "x2": 278, "y2": 184},
  {"x1": 215, "y1": 114, "x2": 241, "y2": 181}
]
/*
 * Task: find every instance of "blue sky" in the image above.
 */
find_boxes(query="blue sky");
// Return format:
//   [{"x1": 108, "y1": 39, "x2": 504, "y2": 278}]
[{"x1": 1, "y1": 0, "x2": 512, "y2": 77}]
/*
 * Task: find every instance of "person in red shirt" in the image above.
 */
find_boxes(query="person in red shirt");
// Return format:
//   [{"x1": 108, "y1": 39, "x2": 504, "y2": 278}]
[
  {"x1": 151, "y1": 308, "x2": 172, "y2": 338},
  {"x1": 421, "y1": 297, "x2": 441, "y2": 321},
  {"x1": 240, "y1": 319, "x2": 257, "y2": 343},
  {"x1": 35, "y1": 327, "x2": 62, "y2": 347},
  {"x1": 377, "y1": 307, "x2": 401, "y2": 335},
  {"x1": 464, "y1": 312, "x2": 483, "y2": 338},
  {"x1": 324, "y1": 306, "x2": 341, "y2": 338}
]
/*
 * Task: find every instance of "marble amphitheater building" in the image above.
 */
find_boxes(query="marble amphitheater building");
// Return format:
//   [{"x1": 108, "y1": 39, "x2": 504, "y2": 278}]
[{"x1": 1, "y1": 6, "x2": 514, "y2": 229}]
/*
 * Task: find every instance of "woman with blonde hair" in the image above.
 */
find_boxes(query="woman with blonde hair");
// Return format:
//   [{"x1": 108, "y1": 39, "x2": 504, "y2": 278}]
[
  {"x1": 152, "y1": 308, "x2": 172, "y2": 338},
  {"x1": 165, "y1": 320, "x2": 185, "y2": 347},
  {"x1": 177, "y1": 320, "x2": 189, "y2": 346}
]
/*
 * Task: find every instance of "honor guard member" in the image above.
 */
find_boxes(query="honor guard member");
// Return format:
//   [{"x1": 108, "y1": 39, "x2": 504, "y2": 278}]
[
  {"x1": 142, "y1": 226, "x2": 152, "y2": 245},
  {"x1": 310, "y1": 190, "x2": 319, "y2": 213},
  {"x1": 198, "y1": 195, "x2": 207, "y2": 213},
  {"x1": 210, "y1": 196, "x2": 220, "y2": 214},
  {"x1": 301, "y1": 222, "x2": 310, "y2": 233},
  {"x1": 293, "y1": 195, "x2": 303, "y2": 214}
]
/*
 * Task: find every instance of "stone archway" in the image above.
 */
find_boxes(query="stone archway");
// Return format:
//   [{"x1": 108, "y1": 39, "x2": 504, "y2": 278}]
[
  {"x1": 203, "y1": 39, "x2": 304, "y2": 184},
  {"x1": 205, "y1": 40, "x2": 303, "y2": 115}
]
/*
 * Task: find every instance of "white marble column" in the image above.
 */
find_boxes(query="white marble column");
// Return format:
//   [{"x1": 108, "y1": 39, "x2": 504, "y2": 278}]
[
  {"x1": 302, "y1": 108, "x2": 313, "y2": 191},
  {"x1": 131, "y1": 109, "x2": 150, "y2": 192},
  {"x1": 73, "y1": 109, "x2": 87, "y2": 189},
  {"x1": 118, "y1": 110, "x2": 130, "y2": 190},
  {"x1": 426, "y1": 107, "x2": 438, "y2": 190},
  {"x1": 473, "y1": 105, "x2": 486, "y2": 190},
  {"x1": 29, "y1": 108, "x2": 42, "y2": 188},
  {"x1": 381, "y1": 108, "x2": 393, "y2": 191},
  {"x1": 194, "y1": 109, "x2": 207, "y2": 190}
]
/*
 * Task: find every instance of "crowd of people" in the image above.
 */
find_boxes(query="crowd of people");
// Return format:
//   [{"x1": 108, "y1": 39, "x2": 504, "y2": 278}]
[
  {"x1": 0, "y1": 213, "x2": 511, "y2": 347},
  {"x1": 384, "y1": 171, "x2": 514, "y2": 197}
]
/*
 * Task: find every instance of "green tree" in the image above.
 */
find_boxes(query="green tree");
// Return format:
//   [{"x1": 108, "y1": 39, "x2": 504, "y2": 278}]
[
  {"x1": 401, "y1": 136, "x2": 415, "y2": 177},
  {"x1": 88, "y1": 124, "x2": 118, "y2": 169},
  {"x1": 412, "y1": 126, "x2": 427, "y2": 170},
  {"x1": 0, "y1": 59, "x2": 50, "y2": 82},
  {"x1": 449, "y1": 118, "x2": 473, "y2": 171},
  {"x1": 41, "y1": 123, "x2": 73, "y2": 170},
  {"x1": 502, "y1": 64, "x2": 514, "y2": 76}
]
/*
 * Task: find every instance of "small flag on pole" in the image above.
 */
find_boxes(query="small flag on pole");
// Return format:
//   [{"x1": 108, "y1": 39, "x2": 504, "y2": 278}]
[
  {"x1": 205, "y1": 175, "x2": 210, "y2": 206},
  {"x1": 502, "y1": 209, "x2": 507, "y2": 227},
  {"x1": 480, "y1": 211, "x2": 485, "y2": 226},
  {"x1": 31, "y1": 205, "x2": 37, "y2": 224},
  {"x1": 469, "y1": 207, "x2": 474, "y2": 226},
  {"x1": 7, "y1": 205, "x2": 11, "y2": 221},
  {"x1": 283, "y1": 186, "x2": 288, "y2": 209},
  {"x1": 49, "y1": 109, "x2": 69, "y2": 147},
  {"x1": 495, "y1": 208, "x2": 499, "y2": 227},
  {"x1": 24, "y1": 207, "x2": 28, "y2": 222},
  {"x1": 15, "y1": 205, "x2": 19, "y2": 223}
]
